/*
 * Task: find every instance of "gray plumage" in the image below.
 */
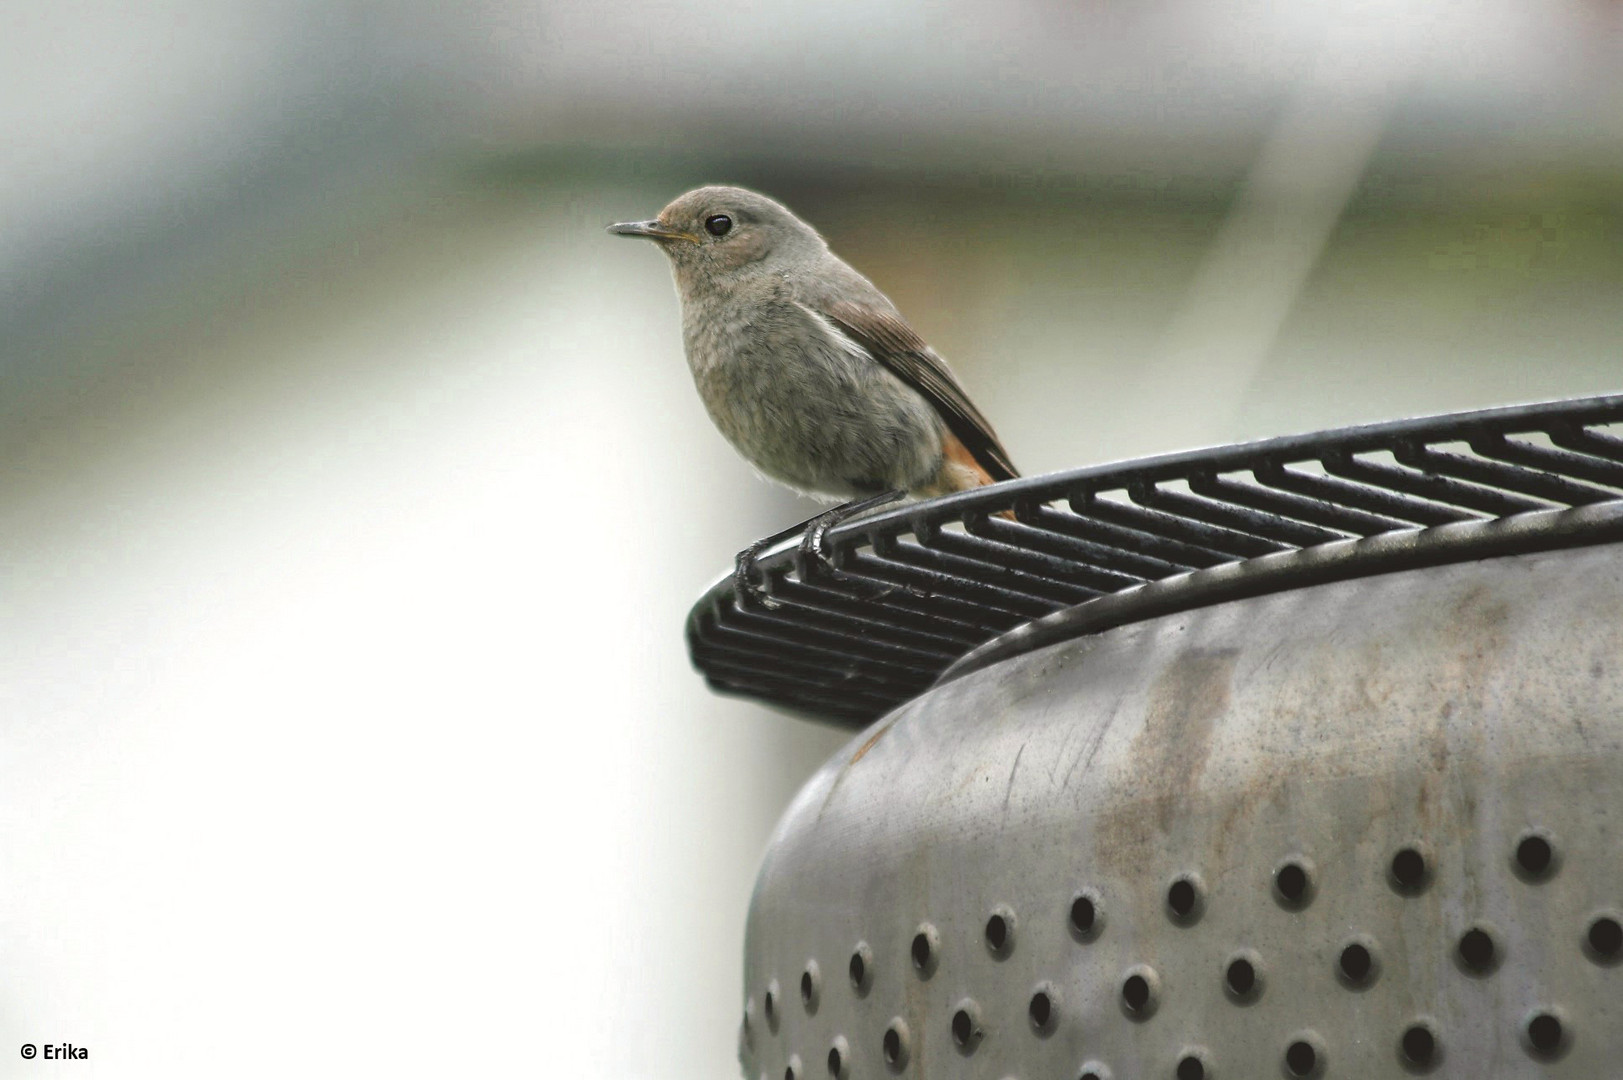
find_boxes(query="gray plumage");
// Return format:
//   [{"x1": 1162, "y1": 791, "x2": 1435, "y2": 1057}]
[{"x1": 609, "y1": 185, "x2": 1016, "y2": 502}]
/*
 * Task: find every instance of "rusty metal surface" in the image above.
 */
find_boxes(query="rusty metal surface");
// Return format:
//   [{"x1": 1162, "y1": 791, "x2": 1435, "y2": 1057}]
[{"x1": 739, "y1": 541, "x2": 1623, "y2": 1079}]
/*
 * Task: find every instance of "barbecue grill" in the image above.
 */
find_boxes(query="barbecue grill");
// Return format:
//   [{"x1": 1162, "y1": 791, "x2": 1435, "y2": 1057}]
[{"x1": 702, "y1": 394, "x2": 1623, "y2": 1079}]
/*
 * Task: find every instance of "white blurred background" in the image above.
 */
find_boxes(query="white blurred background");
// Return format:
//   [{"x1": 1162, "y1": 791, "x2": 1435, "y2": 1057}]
[{"x1": 2, "y1": 1, "x2": 1619, "y2": 1077}]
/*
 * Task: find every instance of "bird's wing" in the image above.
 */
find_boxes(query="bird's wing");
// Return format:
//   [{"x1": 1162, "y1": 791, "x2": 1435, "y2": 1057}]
[{"x1": 817, "y1": 298, "x2": 1018, "y2": 482}]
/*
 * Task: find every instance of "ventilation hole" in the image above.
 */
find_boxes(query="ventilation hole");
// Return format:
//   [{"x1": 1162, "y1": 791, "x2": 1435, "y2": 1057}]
[
  {"x1": 1390, "y1": 847, "x2": 1428, "y2": 893},
  {"x1": 1077, "y1": 1068, "x2": 1112, "y2": 1080},
  {"x1": 1339, "y1": 943, "x2": 1373, "y2": 984},
  {"x1": 1516, "y1": 834, "x2": 1553, "y2": 877},
  {"x1": 1526, "y1": 1012, "x2": 1564, "y2": 1057},
  {"x1": 1589, "y1": 916, "x2": 1623, "y2": 960},
  {"x1": 800, "y1": 961, "x2": 820, "y2": 1011},
  {"x1": 1275, "y1": 861, "x2": 1310, "y2": 907},
  {"x1": 948, "y1": 1000, "x2": 984, "y2": 1053},
  {"x1": 1176, "y1": 1055, "x2": 1205, "y2": 1080},
  {"x1": 1285, "y1": 1041, "x2": 1316, "y2": 1077},
  {"x1": 882, "y1": 1020, "x2": 910, "y2": 1073},
  {"x1": 1225, "y1": 958, "x2": 1255, "y2": 996},
  {"x1": 915, "y1": 922, "x2": 941, "y2": 974},
  {"x1": 1069, "y1": 889, "x2": 1105, "y2": 941},
  {"x1": 1457, "y1": 927, "x2": 1497, "y2": 974},
  {"x1": 785, "y1": 1055, "x2": 802, "y2": 1080},
  {"x1": 1401, "y1": 1024, "x2": 1437, "y2": 1068},
  {"x1": 1029, "y1": 991, "x2": 1052, "y2": 1029},
  {"x1": 826, "y1": 1036, "x2": 849, "y2": 1079},
  {"x1": 984, "y1": 907, "x2": 1015, "y2": 957},
  {"x1": 1080, "y1": 1074, "x2": 1102, "y2": 1080},
  {"x1": 1166, "y1": 874, "x2": 1205, "y2": 925},
  {"x1": 764, "y1": 984, "x2": 778, "y2": 1029},
  {"x1": 785, "y1": 1067, "x2": 795, "y2": 1080},
  {"x1": 1122, "y1": 974, "x2": 1149, "y2": 1012},
  {"x1": 1120, "y1": 965, "x2": 1161, "y2": 1020},
  {"x1": 910, "y1": 926, "x2": 938, "y2": 975},
  {"x1": 848, "y1": 943, "x2": 873, "y2": 994}
]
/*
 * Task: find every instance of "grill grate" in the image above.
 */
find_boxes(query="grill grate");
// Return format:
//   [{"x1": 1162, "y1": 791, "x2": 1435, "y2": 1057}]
[{"x1": 687, "y1": 394, "x2": 1623, "y2": 726}]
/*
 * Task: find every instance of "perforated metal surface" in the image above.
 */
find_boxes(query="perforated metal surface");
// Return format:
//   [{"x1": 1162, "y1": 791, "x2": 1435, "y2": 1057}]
[
  {"x1": 689, "y1": 394, "x2": 1623, "y2": 727},
  {"x1": 738, "y1": 541, "x2": 1623, "y2": 1079}
]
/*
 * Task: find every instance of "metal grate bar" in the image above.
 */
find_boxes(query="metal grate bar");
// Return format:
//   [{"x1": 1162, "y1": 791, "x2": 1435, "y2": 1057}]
[
  {"x1": 968, "y1": 514, "x2": 1166, "y2": 583},
  {"x1": 926, "y1": 527, "x2": 1129, "y2": 596},
  {"x1": 689, "y1": 394, "x2": 1623, "y2": 726},
  {"x1": 1251, "y1": 460, "x2": 1476, "y2": 528},
  {"x1": 831, "y1": 548, "x2": 1037, "y2": 627},
  {"x1": 863, "y1": 540, "x2": 1073, "y2": 618},
  {"x1": 1189, "y1": 472, "x2": 1411, "y2": 536},
  {"x1": 1394, "y1": 442, "x2": 1619, "y2": 507},
  {"x1": 766, "y1": 579, "x2": 986, "y2": 649},
  {"x1": 1020, "y1": 502, "x2": 1223, "y2": 572},
  {"x1": 697, "y1": 606, "x2": 943, "y2": 673},
  {"x1": 914, "y1": 521, "x2": 1112, "y2": 594},
  {"x1": 692, "y1": 645, "x2": 919, "y2": 701},
  {"x1": 729, "y1": 597, "x2": 964, "y2": 665},
  {"x1": 1132, "y1": 481, "x2": 1343, "y2": 548},
  {"x1": 1549, "y1": 423, "x2": 1623, "y2": 464},
  {"x1": 1467, "y1": 432, "x2": 1623, "y2": 494},
  {"x1": 1322, "y1": 452, "x2": 1548, "y2": 517},
  {"x1": 781, "y1": 561, "x2": 1011, "y2": 640},
  {"x1": 688, "y1": 614, "x2": 927, "y2": 689},
  {"x1": 1075, "y1": 493, "x2": 1285, "y2": 560}
]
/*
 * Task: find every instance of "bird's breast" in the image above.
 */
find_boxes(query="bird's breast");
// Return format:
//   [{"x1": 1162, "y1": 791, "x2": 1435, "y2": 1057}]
[{"x1": 680, "y1": 298, "x2": 943, "y2": 498}]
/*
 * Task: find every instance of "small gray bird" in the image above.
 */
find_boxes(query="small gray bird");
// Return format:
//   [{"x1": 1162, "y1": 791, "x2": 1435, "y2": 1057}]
[{"x1": 609, "y1": 185, "x2": 1017, "y2": 597}]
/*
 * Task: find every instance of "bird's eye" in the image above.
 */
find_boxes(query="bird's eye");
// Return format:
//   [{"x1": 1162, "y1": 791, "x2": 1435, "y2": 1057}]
[{"x1": 704, "y1": 214, "x2": 733, "y2": 237}]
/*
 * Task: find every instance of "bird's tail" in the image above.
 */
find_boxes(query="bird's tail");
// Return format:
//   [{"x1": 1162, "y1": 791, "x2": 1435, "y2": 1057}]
[{"x1": 936, "y1": 432, "x2": 1017, "y2": 521}]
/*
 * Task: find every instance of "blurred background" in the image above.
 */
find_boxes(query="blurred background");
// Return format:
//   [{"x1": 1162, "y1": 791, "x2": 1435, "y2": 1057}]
[{"x1": 1, "y1": 0, "x2": 1619, "y2": 1076}]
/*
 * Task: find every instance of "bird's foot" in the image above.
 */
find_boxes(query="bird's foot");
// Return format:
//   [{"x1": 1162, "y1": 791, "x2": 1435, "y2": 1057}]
[
  {"x1": 733, "y1": 537, "x2": 785, "y2": 610},
  {"x1": 732, "y1": 510, "x2": 827, "y2": 610},
  {"x1": 731, "y1": 490, "x2": 905, "y2": 609},
  {"x1": 797, "y1": 489, "x2": 905, "y2": 581}
]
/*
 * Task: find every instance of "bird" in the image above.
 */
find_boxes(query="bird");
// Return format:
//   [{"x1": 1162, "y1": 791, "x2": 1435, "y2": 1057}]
[{"x1": 608, "y1": 184, "x2": 1017, "y2": 604}]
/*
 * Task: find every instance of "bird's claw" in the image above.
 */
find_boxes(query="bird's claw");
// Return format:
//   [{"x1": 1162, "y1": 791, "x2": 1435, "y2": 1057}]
[
  {"x1": 732, "y1": 489, "x2": 905, "y2": 608},
  {"x1": 796, "y1": 512, "x2": 839, "y2": 580},
  {"x1": 795, "y1": 489, "x2": 905, "y2": 582},
  {"x1": 732, "y1": 541, "x2": 782, "y2": 610}
]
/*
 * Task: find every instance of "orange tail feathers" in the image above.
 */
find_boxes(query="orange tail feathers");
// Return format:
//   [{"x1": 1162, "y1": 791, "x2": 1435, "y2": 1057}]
[{"x1": 936, "y1": 432, "x2": 1017, "y2": 521}]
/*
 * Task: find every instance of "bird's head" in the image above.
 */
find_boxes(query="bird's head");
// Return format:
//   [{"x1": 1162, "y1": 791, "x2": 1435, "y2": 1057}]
[{"x1": 608, "y1": 185, "x2": 826, "y2": 288}]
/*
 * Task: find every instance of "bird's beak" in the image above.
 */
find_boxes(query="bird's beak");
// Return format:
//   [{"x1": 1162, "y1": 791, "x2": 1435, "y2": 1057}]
[{"x1": 607, "y1": 219, "x2": 699, "y2": 243}]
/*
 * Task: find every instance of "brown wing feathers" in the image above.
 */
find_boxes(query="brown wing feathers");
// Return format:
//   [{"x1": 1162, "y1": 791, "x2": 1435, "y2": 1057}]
[{"x1": 821, "y1": 300, "x2": 1019, "y2": 483}]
